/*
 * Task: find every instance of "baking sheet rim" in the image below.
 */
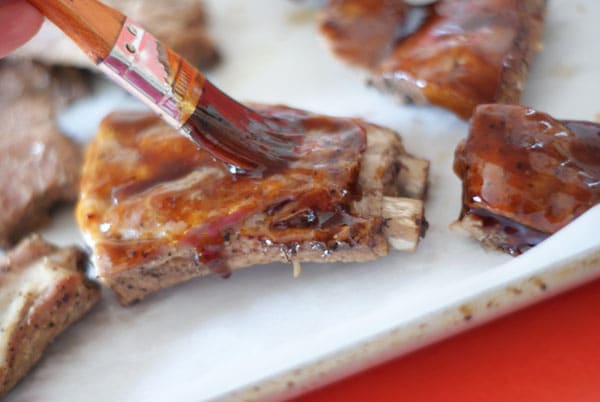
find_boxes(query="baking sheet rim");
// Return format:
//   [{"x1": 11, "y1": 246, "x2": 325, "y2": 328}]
[{"x1": 218, "y1": 245, "x2": 600, "y2": 402}]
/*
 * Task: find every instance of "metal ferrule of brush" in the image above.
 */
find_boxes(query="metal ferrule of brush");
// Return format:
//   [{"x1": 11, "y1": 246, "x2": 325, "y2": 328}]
[{"x1": 98, "y1": 18, "x2": 204, "y2": 130}]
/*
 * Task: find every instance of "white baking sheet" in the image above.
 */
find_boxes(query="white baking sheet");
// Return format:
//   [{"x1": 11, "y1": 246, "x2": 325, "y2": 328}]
[{"x1": 5, "y1": 1, "x2": 600, "y2": 401}]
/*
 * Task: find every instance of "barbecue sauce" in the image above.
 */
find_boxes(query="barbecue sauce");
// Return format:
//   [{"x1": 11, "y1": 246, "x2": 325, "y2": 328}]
[
  {"x1": 321, "y1": 0, "x2": 545, "y2": 119},
  {"x1": 78, "y1": 107, "x2": 374, "y2": 276},
  {"x1": 455, "y1": 104, "x2": 600, "y2": 255}
]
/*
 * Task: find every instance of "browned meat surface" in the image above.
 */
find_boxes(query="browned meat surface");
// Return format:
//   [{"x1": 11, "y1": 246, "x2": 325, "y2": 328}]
[
  {"x1": 0, "y1": 59, "x2": 90, "y2": 109},
  {"x1": 77, "y1": 109, "x2": 429, "y2": 305},
  {"x1": 0, "y1": 61, "x2": 90, "y2": 248},
  {"x1": 11, "y1": 0, "x2": 219, "y2": 69},
  {"x1": 453, "y1": 104, "x2": 600, "y2": 255},
  {"x1": 320, "y1": 0, "x2": 546, "y2": 119},
  {"x1": 320, "y1": 0, "x2": 409, "y2": 69},
  {"x1": 0, "y1": 235, "x2": 100, "y2": 397}
]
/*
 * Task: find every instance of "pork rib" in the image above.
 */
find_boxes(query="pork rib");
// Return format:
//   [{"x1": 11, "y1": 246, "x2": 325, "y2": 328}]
[
  {"x1": 0, "y1": 60, "x2": 89, "y2": 247},
  {"x1": 320, "y1": 0, "x2": 546, "y2": 119},
  {"x1": 77, "y1": 109, "x2": 429, "y2": 305},
  {"x1": 453, "y1": 104, "x2": 600, "y2": 255},
  {"x1": 0, "y1": 235, "x2": 100, "y2": 397}
]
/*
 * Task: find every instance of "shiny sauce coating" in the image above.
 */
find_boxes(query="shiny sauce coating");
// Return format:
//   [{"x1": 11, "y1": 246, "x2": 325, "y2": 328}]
[
  {"x1": 320, "y1": 0, "x2": 545, "y2": 119},
  {"x1": 77, "y1": 107, "x2": 373, "y2": 275},
  {"x1": 455, "y1": 104, "x2": 600, "y2": 254},
  {"x1": 320, "y1": 0, "x2": 409, "y2": 69},
  {"x1": 377, "y1": 0, "x2": 542, "y2": 118}
]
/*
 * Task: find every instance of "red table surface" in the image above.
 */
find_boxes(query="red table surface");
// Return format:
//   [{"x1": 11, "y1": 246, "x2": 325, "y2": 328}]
[{"x1": 292, "y1": 277, "x2": 600, "y2": 402}]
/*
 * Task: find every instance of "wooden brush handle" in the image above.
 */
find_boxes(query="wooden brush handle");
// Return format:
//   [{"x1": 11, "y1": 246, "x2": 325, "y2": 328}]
[
  {"x1": 27, "y1": 0, "x2": 125, "y2": 62},
  {"x1": 27, "y1": 0, "x2": 207, "y2": 127},
  {"x1": 28, "y1": 0, "x2": 290, "y2": 170}
]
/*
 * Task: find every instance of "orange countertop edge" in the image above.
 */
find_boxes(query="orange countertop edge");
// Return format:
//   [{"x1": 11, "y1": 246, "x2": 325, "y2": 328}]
[{"x1": 292, "y1": 277, "x2": 600, "y2": 402}]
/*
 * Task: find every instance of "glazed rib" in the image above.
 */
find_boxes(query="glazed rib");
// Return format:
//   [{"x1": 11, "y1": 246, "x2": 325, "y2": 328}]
[
  {"x1": 320, "y1": 0, "x2": 546, "y2": 118},
  {"x1": 453, "y1": 104, "x2": 600, "y2": 255},
  {"x1": 77, "y1": 109, "x2": 429, "y2": 305}
]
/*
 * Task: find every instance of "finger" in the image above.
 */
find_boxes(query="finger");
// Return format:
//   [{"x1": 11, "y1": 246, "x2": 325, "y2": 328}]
[{"x1": 0, "y1": 0, "x2": 44, "y2": 58}]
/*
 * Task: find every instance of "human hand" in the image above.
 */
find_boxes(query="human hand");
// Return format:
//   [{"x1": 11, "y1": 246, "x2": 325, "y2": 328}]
[{"x1": 0, "y1": 0, "x2": 43, "y2": 58}]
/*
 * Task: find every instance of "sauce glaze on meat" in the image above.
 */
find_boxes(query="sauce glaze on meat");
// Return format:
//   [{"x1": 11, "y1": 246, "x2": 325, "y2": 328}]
[
  {"x1": 320, "y1": 0, "x2": 409, "y2": 69},
  {"x1": 320, "y1": 0, "x2": 546, "y2": 119},
  {"x1": 78, "y1": 107, "x2": 381, "y2": 276},
  {"x1": 454, "y1": 104, "x2": 600, "y2": 254}
]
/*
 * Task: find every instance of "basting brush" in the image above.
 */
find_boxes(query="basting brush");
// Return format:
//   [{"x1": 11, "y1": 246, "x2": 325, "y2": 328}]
[{"x1": 26, "y1": 0, "x2": 301, "y2": 172}]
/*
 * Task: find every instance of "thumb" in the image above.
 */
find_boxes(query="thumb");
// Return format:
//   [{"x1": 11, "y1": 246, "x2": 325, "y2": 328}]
[{"x1": 0, "y1": 0, "x2": 43, "y2": 58}]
